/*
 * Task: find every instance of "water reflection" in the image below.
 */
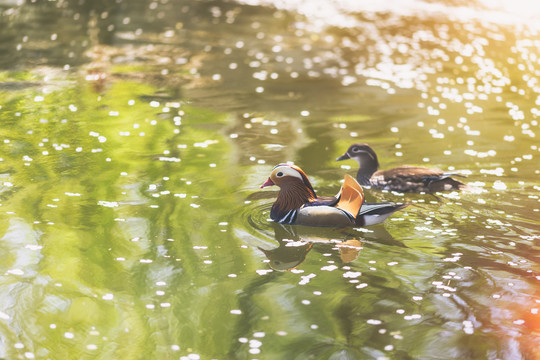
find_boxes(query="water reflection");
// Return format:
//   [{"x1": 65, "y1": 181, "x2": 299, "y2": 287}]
[
  {"x1": 1, "y1": 0, "x2": 540, "y2": 359},
  {"x1": 259, "y1": 224, "x2": 366, "y2": 271},
  {"x1": 259, "y1": 224, "x2": 314, "y2": 271}
]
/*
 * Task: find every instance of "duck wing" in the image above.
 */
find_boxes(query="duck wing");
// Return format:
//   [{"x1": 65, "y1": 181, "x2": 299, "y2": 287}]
[
  {"x1": 358, "y1": 202, "x2": 408, "y2": 216},
  {"x1": 310, "y1": 195, "x2": 339, "y2": 207},
  {"x1": 294, "y1": 175, "x2": 363, "y2": 227},
  {"x1": 373, "y1": 166, "x2": 466, "y2": 192},
  {"x1": 377, "y1": 166, "x2": 443, "y2": 180},
  {"x1": 335, "y1": 175, "x2": 364, "y2": 218},
  {"x1": 296, "y1": 206, "x2": 356, "y2": 227}
]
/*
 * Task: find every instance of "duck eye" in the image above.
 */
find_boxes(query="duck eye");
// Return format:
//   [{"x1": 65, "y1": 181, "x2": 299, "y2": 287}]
[
  {"x1": 276, "y1": 172, "x2": 284, "y2": 177},
  {"x1": 352, "y1": 147, "x2": 360, "y2": 152}
]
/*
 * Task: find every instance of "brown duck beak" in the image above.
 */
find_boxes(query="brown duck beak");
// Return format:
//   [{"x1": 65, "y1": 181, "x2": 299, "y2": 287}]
[
  {"x1": 260, "y1": 177, "x2": 275, "y2": 188},
  {"x1": 336, "y1": 153, "x2": 350, "y2": 161}
]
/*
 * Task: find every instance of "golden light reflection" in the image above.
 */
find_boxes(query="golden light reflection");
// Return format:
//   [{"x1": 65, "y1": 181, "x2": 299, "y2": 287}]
[{"x1": 237, "y1": 0, "x2": 540, "y2": 28}]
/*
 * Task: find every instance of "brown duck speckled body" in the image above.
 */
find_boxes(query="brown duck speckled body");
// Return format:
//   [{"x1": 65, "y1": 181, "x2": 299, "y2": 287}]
[{"x1": 337, "y1": 143, "x2": 466, "y2": 193}]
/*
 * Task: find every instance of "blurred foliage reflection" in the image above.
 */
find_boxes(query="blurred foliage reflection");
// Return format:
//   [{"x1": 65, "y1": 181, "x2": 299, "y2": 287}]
[{"x1": 1, "y1": 0, "x2": 540, "y2": 359}]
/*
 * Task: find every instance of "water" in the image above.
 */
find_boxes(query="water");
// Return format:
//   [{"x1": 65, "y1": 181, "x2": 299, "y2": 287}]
[{"x1": 0, "y1": 0, "x2": 539, "y2": 359}]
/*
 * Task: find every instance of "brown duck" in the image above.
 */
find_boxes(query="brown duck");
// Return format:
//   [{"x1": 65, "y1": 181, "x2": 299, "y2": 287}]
[
  {"x1": 337, "y1": 143, "x2": 466, "y2": 193},
  {"x1": 260, "y1": 163, "x2": 407, "y2": 227}
]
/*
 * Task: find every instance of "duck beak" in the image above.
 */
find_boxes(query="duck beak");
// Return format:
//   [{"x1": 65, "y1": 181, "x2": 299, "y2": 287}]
[
  {"x1": 336, "y1": 153, "x2": 350, "y2": 161},
  {"x1": 260, "y1": 177, "x2": 275, "y2": 188}
]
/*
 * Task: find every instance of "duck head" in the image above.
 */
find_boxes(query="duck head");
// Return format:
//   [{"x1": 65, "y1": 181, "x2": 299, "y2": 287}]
[
  {"x1": 337, "y1": 143, "x2": 379, "y2": 167},
  {"x1": 260, "y1": 164, "x2": 317, "y2": 218},
  {"x1": 337, "y1": 143, "x2": 379, "y2": 183},
  {"x1": 260, "y1": 164, "x2": 316, "y2": 194}
]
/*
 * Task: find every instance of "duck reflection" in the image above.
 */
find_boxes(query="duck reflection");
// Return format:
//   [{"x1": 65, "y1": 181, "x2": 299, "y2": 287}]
[
  {"x1": 259, "y1": 223, "x2": 363, "y2": 271},
  {"x1": 258, "y1": 238, "x2": 313, "y2": 271},
  {"x1": 335, "y1": 239, "x2": 363, "y2": 263}
]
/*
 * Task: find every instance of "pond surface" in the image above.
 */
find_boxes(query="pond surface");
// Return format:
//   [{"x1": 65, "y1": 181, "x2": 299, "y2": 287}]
[{"x1": 1, "y1": 0, "x2": 539, "y2": 359}]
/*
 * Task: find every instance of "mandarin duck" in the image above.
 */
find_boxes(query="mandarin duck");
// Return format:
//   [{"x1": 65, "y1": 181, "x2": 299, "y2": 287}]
[
  {"x1": 260, "y1": 163, "x2": 407, "y2": 227},
  {"x1": 337, "y1": 143, "x2": 467, "y2": 193}
]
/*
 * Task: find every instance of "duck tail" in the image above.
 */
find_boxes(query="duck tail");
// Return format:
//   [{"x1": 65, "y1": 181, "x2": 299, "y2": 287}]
[
  {"x1": 427, "y1": 177, "x2": 468, "y2": 192},
  {"x1": 356, "y1": 202, "x2": 409, "y2": 226}
]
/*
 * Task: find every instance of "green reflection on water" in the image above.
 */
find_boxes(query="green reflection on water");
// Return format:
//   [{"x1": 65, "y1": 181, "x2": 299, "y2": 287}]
[
  {"x1": 1, "y1": 0, "x2": 540, "y2": 358},
  {"x1": 0, "y1": 68, "x2": 535, "y2": 359},
  {"x1": 0, "y1": 72, "x2": 259, "y2": 359}
]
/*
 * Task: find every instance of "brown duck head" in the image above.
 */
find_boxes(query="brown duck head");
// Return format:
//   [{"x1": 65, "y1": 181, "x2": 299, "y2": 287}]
[
  {"x1": 337, "y1": 143, "x2": 380, "y2": 185},
  {"x1": 260, "y1": 164, "x2": 317, "y2": 219}
]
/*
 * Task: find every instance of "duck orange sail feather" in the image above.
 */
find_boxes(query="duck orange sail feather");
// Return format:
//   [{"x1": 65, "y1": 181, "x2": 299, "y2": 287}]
[{"x1": 335, "y1": 174, "x2": 364, "y2": 217}]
